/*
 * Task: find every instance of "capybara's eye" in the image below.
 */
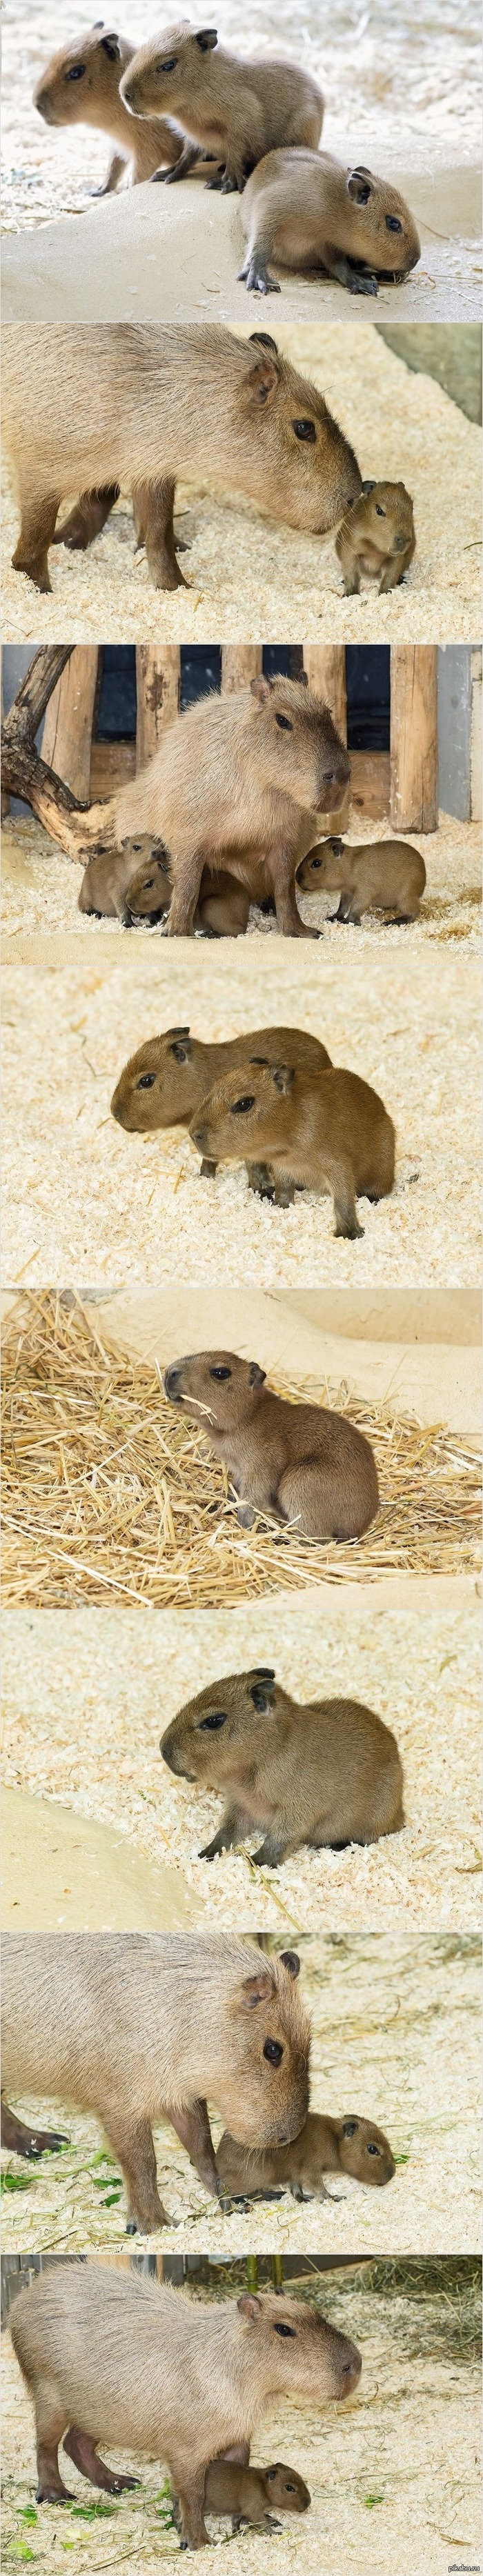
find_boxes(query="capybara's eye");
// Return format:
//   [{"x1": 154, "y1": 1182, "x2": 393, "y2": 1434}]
[
  {"x1": 132, "y1": 843, "x2": 142, "y2": 852},
  {"x1": 273, "y1": 2322, "x2": 296, "y2": 2337},
  {"x1": 65, "y1": 63, "x2": 86, "y2": 79},
  {"x1": 157, "y1": 54, "x2": 178, "y2": 71},
  {"x1": 366, "y1": 2141, "x2": 380, "y2": 2155},
  {"x1": 375, "y1": 504, "x2": 386, "y2": 517},
  {"x1": 137, "y1": 1074, "x2": 156, "y2": 1090},
  {"x1": 293, "y1": 419, "x2": 317, "y2": 442},
  {"x1": 263, "y1": 2038, "x2": 283, "y2": 2066},
  {"x1": 310, "y1": 857, "x2": 322, "y2": 870},
  {"x1": 142, "y1": 879, "x2": 155, "y2": 890},
  {"x1": 286, "y1": 2484, "x2": 295, "y2": 2490},
  {"x1": 230, "y1": 1095, "x2": 255, "y2": 1116},
  {"x1": 199, "y1": 1710, "x2": 228, "y2": 1730},
  {"x1": 210, "y1": 1364, "x2": 231, "y2": 1380},
  {"x1": 386, "y1": 214, "x2": 402, "y2": 231},
  {"x1": 275, "y1": 713, "x2": 293, "y2": 732}
]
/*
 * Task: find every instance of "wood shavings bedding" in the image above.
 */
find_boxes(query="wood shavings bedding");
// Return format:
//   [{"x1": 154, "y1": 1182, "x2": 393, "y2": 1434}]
[
  {"x1": 2, "y1": 2273, "x2": 480, "y2": 2576},
  {"x1": 1, "y1": 951, "x2": 480, "y2": 1290},
  {"x1": 1, "y1": 810, "x2": 480, "y2": 951},
  {"x1": 1, "y1": 1595, "x2": 480, "y2": 1931},
  {"x1": 2, "y1": 329, "x2": 481, "y2": 643},
  {"x1": 1, "y1": 1932, "x2": 480, "y2": 2256}
]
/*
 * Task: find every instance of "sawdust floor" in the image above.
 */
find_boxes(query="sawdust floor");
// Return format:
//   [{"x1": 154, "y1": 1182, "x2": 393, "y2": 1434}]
[
  {"x1": 1, "y1": 1592, "x2": 481, "y2": 1931},
  {"x1": 2, "y1": 328, "x2": 481, "y2": 646},
  {"x1": 1, "y1": 947, "x2": 480, "y2": 1290},
  {"x1": 1, "y1": 1932, "x2": 480, "y2": 2257},
  {"x1": 1, "y1": 2272, "x2": 481, "y2": 2576},
  {"x1": 1, "y1": 810, "x2": 480, "y2": 952}
]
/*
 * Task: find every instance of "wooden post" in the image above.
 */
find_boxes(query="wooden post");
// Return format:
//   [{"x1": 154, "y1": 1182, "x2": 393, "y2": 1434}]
[
  {"x1": 390, "y1": 647, "x2": 438, "y2": 832},
  {"x1": 302, "y1": 648, "x2": 347, "y2": 741},
  {"x1": 135, "y1": 648, "x2": 181, "y2": 768},
  {"x1": 1, "y1": 647, "x2": 94, "y2": 860},
  {"x1": 221, "y1": 646, "x2": 262, "y2": 692},
  {"x1": 42, "y1": 648, "x2": 99, "y2": 801}
]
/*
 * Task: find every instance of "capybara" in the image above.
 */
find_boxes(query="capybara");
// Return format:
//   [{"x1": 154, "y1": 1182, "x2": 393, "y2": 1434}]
[
  {"x1": 217, "y1": 2110, "x2": 396, "y2": 2201},
  {"x1": 2, "y1": 321, "x2": 362, "y2": 595},
  {"x1": 190, "y1": 1059, "x2": 395, "y2": 1237},
  {"x1": 1, "y1": 1932, "x2": 310, "y2": 2233},
  {"x1": 160, "y1": 1664, "x2": 404, "y2": 1863},
  {"x1": 336, "y1": 479, "x2": 415, "y2": 593},
  {"x1": 110, "y1": 1021, "x2": 332, "y2": 1188},
  {"x1": 164, "y1": 1350, "x2": 379, "y2": 1537},
  {"x1": 75, "y1": 675, "x2": 350, "y2": 939},
  {"x1": 10, "y1": 2264, "x2": 361, "y2": 2545},
  {"x1": 297, "y1": 833, "x2": 426, "y2": 923},
  {"x1": 33, "y1": 25, "x2": 182, "y2": 194},
  {"x1": 205, "y1": 2456, "x2": 310, "y2": 2528},
  {"x1": 79, "y1": 845, "x2": 251, "y2": 932},
  {"x1": 120, "y1": 22, "x2": 324, "y2": 193},
  {"x1": 239, "y1": 148, "x2": 420, "y2": 294}
]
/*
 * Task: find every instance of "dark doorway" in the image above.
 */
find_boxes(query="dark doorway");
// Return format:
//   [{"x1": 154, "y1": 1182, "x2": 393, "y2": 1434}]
[
  {"x1": 180, "y1": 645, "x2": 222, "y2": 708},
  {"x1": 96, "y1": 646, "x2": 137, "y2": 739},
  {"x1": 346, "y1": 647, "x2": 391, "y2": 752}
]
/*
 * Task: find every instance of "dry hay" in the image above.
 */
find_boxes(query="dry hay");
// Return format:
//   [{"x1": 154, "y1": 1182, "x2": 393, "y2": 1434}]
[{"x1": 1, "y1": 1292, "x2": 481, "y2": 1608}]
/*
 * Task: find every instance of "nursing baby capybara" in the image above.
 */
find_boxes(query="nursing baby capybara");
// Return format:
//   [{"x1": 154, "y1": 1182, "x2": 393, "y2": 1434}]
[
  {"x1": 1, "y1": 1931, "x2": 310, "y2": 2233},
  {"x1": 336, "y1": 479, "x2": 415, "y2": 593},
  {"x1": 297, "y1": 833, "x2": 426, "y2": 922},
  {"x1": 160, "y1": 1663, "x2": 404, "y2": 1864},
  {"x1": 79, "y1": 844, "x2": 251, "y2": 932},
  {"x1": 239, "y1": 148, "x2": 420, "y2": 295},
  {"x1": 2, "y1": 322, "x2": 362, "y2": 595},
  {"x1": 190, "y1": 1059, "x2": 395, "y2": 1237},
  {"x1": 205, "y1": 2456, "x2": 310, "y2": 2529},
  {"x1": 10, "y1": 2263, "x2": 361, "y2": 2546},
  {"x1": 217, "y1": 2110, "x2": 396, "y2": 2201},
  {"x1": 110, "y1": 1020, "x2": 332, "y2": 1185},
  {"x1": 164, "y1": 1350, "x2": 379, "y2": 1538},
  {"x1": 34, "y1": 24, "x2": 183, "y2": 194},
  {"x1": 121, "y1": 21, "x2": 324, "y2": 193}
]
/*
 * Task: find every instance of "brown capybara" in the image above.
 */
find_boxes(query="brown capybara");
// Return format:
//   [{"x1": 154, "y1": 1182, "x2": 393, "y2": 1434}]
[
  {"x1": 10, "y1": 2264, "x2": 361, "y2": 2546},
  {"x1": 297, "y1": 833, "x2": 426, "y2": 923},
  {"x1": 190, "y1": 1059, "x2": 395, "y2": 1238},
  {"x1": 120, "y1": 23, "x2": 324, "y2": 193},
  {"x1": 239, "y1": 148, "x2": 420, "y2": 295},
  {"x1": 2, "y1": 322, "x2": 362, "y2": 596},
  {"x1": 217, "y1": 2110, "x2": 396, "y2": 2201},
  {"x1": 204, "y1": 2456, "x2": 310, "y2": 2528},
  {"x1": 164, "y1": 1350, "x2": 379, "y2": 1538},
  {"x1": 75, "y1": 675, "x2": 350, "y2": 939},
  {"x1": 33, "y1": 25, "x2": 182, "y2": 196},
  {"x1": 336, "y1": 479, "x2": 415, "y2": 594},
  {"x1": 110, "y1": 1022, "x2": 332, "y2": 1187},
  {"x1": 1, "y1": 1932, "x2": 310, "y2": 2235},
  {"x1": 79, "y1": 845, "x2": 250, "y2": 932},
  {"x1": 160, "y1": 1664, "x2": 404, "y2": 1864}
]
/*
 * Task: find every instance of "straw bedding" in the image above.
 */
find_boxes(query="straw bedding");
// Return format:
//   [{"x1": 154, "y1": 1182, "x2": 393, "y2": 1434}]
[
  {"x1": 1, "y1": 1295, "x2": 481, "y2": 1608},
  {"x1": 2, "y1": 1594, "x2": 480, "y2": 1930},
  {"x1": 1, "y1": 1932, "x2": 480, "y2": 2258},
  {"x1": 1, "y1": 948, "x2": 480, "y2": 1291}
]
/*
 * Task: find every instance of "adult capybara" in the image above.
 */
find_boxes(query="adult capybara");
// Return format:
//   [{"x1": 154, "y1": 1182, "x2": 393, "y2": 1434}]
[
  {"x1": 1, "y1": 1932, "x2": 310, "y2": 2233},
  {"x1": 33, "y1": 25, "x2": 182, "y2": 194},
  {"x1": 79, "y1": 846, "x2": 250, "y2": 932},
  {"x1": 164, "y1": 1350, "x2": 379, "y2": 1538},
  {"x1": 190, "y1": 1059, "x2": 395, "y2": 1237},
  {"x1": 297, "y1": 834, "x2": 426, "y2": 923},
  {"x1": 239, "y1": 148, "x2": 420, "y2": 295},
  {"x1": 2, "y1": 322, "x2": 362, "y2": 595},
  {"x1": 120, "y1": 22, "x2": 324, "y2": 192},
  {"x1": 77, "y1": 675, "x2": 350, "y2": 939},
  {"x1": 217, "y1": 2110, "x2": 396, "y2": 2201},
  {"x1": 204, "y1": 2456, "x2": 310, "y2": 2528},
  {"x1": 160, "y1": 1664, "x2": 404, "y2": 1863},
  {"x1": 10, "y1": 2264, "x2": 361, "y2": 2544},
  {"x1": 336, "y1": 479, "x2": 415, "y2": 593},
  {"x1": 110, "y1": 1022, "x2": 332, "y2": 1187}
]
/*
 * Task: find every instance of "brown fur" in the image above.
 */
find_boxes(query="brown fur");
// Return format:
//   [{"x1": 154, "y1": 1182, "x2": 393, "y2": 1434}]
[
  {"x1": 217, "y1": 2110, "x2": 396, "y2": 2199},
  {"x1": 10, "y1": 2266, "x2": 360, "y2": 2544},
  {"x1": 121, "y1": 21, "x2": 324, "y2": 194},
  {"x1": 164, "y1": 1349, "x2": 379, "y2": 1538},
  {"x1": 160, "y1": 1664, "x2": 404, "y2": 1864},
  {"x1": 1, "y1": 1932, "x2": 310, "y2": 2235},
  {"x1": 79, "y1": 845, "x2": 250, "y2": 932},
  {"x1": 190, "y1": 1057, "x2": 395, "y2": 1237},
  {"x1": 336, "y1": 480, "x2": 415, "y2": 594},
  {"x1": 2, "y1": 322, "x2": 362, "y2": 595},
  {"x1": 110, "y1": 1018, "x2": 332, "y2": 1204},
  {"x1": 205, "y1": 2456, "x2": 310, "y2": 2526},
  {"x1": 33, "y1": 25, "x2": 181, "y2": 195},
  {"x1": 239, "y1": 148, "x2": 420, "y2": 295},
  {"x1": 297, "y1": 832, "x2": 426, "y2": 922}
]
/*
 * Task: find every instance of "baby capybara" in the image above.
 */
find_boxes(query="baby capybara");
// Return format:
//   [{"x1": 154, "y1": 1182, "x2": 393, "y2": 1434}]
[
  {"x1": 239, "y1": 148, "x2": 420, "y2": 296},
  {"x1": 205, "y1": 2455, "x2": 310, "y2": 2528},
  {"x1": 160, "y1": 1664, "x2": 404, "y2": 1863},
  {"x1": 217, "y1": 2109, "x2": 396, "y2": 2200},
  {"x1": 336, "y1": 480, "x2": 415, "y2": 593},
  {"x1": 297, "y1": 833, "x2": 426, "y2": 923},
  {"x1": 121, "y1": 22, "x2": 324, "y2": 192},
  {"x1": 190, "y1": 1058, "x2": 395, "y2": 1237},
  {"x1": 164, "y1": 1350, "x2": 379, "y2": 1539}
]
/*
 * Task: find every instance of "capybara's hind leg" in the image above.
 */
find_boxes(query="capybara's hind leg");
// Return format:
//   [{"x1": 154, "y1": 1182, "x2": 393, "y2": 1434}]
[
  {"x1": 63, "y1": 2428, "x2": 140, "y2": 2494},
  {"x1": 12, "y1": 496, "x2": 59, "y2": 592},
  {"x1": 324, "y1": 1157, "x2": 364, "y2": 1240},
  {"x1": 52, "y1": 488, "x2": 119, "y2": 550},
  {"x1": 132, "y1": 477, "x2": 188, "y2": 591},
  {"x1": 1, "y1": 2099, "x2": 69, "y2": 2159},
  {"x1": 101, "y1": 2109, "x2": 168, "y2": 2235}
]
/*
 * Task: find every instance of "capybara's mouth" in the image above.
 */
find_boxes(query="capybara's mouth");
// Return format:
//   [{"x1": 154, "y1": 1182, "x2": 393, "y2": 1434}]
[{"x1": 35, "y1": 94, "x2": 57, "y2": 124}]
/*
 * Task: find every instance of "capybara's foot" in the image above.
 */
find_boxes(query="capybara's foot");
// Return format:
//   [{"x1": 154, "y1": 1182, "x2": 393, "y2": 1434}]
[
  {"x1": 349, "y1": 269, "x2": 378, "y2": 295},
  {"x1": 37, "y1": 2482, "x2": 73, "y2": 2504},
  {"x1": 1, "y1": 2102, "x2": 70, "y2": 2159},
  {"x1": 238, "y1": 255, "x2": 281, "y2": 294},
  {"x1": 12, "y1": 550, "x2": 52, "y2": 593}
]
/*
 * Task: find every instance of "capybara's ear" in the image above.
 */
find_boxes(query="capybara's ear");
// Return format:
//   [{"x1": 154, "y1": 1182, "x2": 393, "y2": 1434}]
[
  {"x1": 249, "y1": 1677, "x2": 276, "y2": 1712},
  {"x1": 237, "y1": 2293, "x2": 263, "y2": 2320},
  {"x1": 248, "y1": 1359, "x2": 266, "y2": 1386},
  {"x1": 347, "y1": 166, "x2": 374, "y2": 203},
  {"x1": 196, "y1": 26, "x2": 218, "y2": 48},
  {"x1": 245, "y1": 343, "x2": 281, "y2": 407},
  {"x1": 249, "y1": 1666, "x2": 276, "y2": 1681},
  {"x1": 167, "y1": 1024, "x2": 190, "y2": 1038},
  {"x1": 101, "y1": 30, "x2": 122, "y2": 58},
  {"x1": 279, "y1": 1950, "x2": 300, "y2": 1979},
  {"x1": 342, "y1": 2118, "x2": 359, "y2": 2136},
  {"x1": 168, "y1": 1031, "x2": 192, "y2": 1061},
  {"x1": 299, "y1": 668, "x2": 308, "y2": 687},
  {"x1": 329, "y1": 837, "x2": 345, "y2": 853},
  {"x1": 250, "y1": 675, "x2": 271, "y2": 703},
  {"x1": 248, "y1": 330, "x2": 279, "y2": 357},
  {"x1": 272, "y1": 1064, "x2": 295, "y2": 1095},
  {"x1": 362, "y1": 478, "x2": 377, "y2": 495},
  {"x1": 241, "y1": 1966, "x2": 273, "y2": 2008}
]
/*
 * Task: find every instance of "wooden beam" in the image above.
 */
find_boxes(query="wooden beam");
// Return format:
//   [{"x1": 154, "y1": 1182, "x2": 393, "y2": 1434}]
[
  {"x1": 221, "y1": 646, "x2": 262, "y2": 692},
  {"x1": 135, "y1": 648, "x2": 180, "y2": 768},
  {"x1": 349, "y1": 750, "x2": 391, "y2": 823},
  {"x1": 90, "y1": 741, "x2": 136, "y2": 797},
  {"x1": 302, "y1": 648, "x2": 347, "y2": 741},
  {"x1": 390, "y1": 646, "x2": 438, "y2": 832},
  {"x1": 1, "y1": 647, "x2": 89, "y2": 859},
  {"x1": 42, "y1": 648, "x2": 99, "y2": 801}
]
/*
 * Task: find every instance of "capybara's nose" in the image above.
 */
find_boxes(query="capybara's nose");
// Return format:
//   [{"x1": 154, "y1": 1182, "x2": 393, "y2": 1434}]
[
  {"x1": 395, "y1": 532, "x2": 408, "y2": 551},
  {"x1": 191, "y1": 1124, "x2": 206, "y2": 1149},
  {"x1": 35, "y1": 89, "x2": 53, "y2": 122},
  {"x1": 110, "y1": 1088, "x2": 124, "y2": 1125},
  {"x1": 164, "y1": 1364, "x2": 182, "y2": 1399},
  {"x1": 340, "y1": 2350, "x2": 362, "y2": 2395}
]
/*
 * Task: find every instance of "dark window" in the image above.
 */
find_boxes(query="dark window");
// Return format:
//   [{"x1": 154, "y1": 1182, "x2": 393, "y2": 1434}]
[
  {"x1": 180, "y1": 646, "x2": 221, "y2": 706},
  {"x1": 96, "y1": 646, "x2": 137, "y2": 739},
  {"x1": 346, "y1": 647, "x2": 391, "y2": 752},
  {"x1": 263, "y1": 646, "x2": 304, "y2": 679}
]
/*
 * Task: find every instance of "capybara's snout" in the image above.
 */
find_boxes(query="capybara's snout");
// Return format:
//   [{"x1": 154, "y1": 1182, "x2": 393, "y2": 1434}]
[
  {"x1": 337, "y1": 2341, "x2": 362, "y2": 2397},
  {"x1": 164, "y1": 1363, "x2": 184, "y2": 1402},
  {"x1": 34, "y1": 82, "x2": 56, "y2": 124}
]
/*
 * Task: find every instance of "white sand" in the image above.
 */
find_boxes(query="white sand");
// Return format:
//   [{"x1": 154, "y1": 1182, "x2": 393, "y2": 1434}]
[{"x1": 1, "y1": 947, "x2": 480, "y2": 1288}]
